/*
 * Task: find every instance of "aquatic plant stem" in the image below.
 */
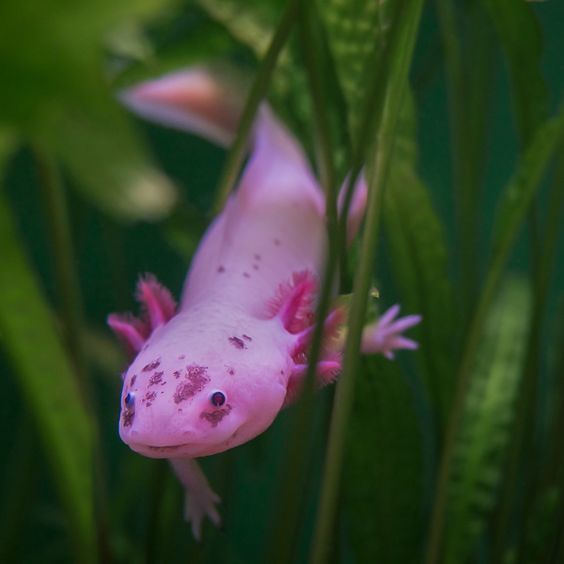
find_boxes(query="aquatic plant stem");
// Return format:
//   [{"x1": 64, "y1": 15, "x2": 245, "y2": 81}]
[
  {"x1": 211, "y1": 0, "x2": 299, "y2": 215},
  {"x1": 310, "y1": 1, "x2": 424, "y2": 561}
]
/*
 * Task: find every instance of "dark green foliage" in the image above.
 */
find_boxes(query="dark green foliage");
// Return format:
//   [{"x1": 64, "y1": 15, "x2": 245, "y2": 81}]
[
  {"x1": 384, "y1": 93, "x2": 454, "y2": 425},
  {"x1": 444, "y1": 278, "x2": 530, "y2": 563},
  {"x1": 344, "y1": 357, "x2": 423, "y2": 563},
  {"x1": 0, "y1": 0, "x2": 562, "y2": 563},
  {"x1": 0, "y1": 193, "x2": 95, "y2": 562}
]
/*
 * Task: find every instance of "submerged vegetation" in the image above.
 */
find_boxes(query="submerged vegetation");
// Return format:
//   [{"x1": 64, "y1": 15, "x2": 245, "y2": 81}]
[{"x1": 0, "y1": 0, "x2": 563, "y2": 563}]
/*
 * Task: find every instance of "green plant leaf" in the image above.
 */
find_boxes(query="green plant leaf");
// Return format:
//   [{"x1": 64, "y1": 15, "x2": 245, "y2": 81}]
[
  {"x1": 484, "y1": 0, "x2": 548, "y2": 143},
  {"x1": 344, "y1": 358, "x2": 423, "y2": 563},
  {"x1": 318, "y1": 0, "x2": 391, "y2": 144},
  {"x1": 197, "y1": 0, "x2": 287, "y2": 56},
  {"x1": 383, "y1": 92, "x2": 455, "y2": 424},
  {"x1": 112, "y1": 17, "x2": 238, "y2": 88},
  {"x1": 48, "y1": 104, "x2": 177, "y2": 222},
  {"x1": 443, "y1": 277, "x2": 531, "y2": 563},
  {"x1": 490, "y1": 108, "x2": 564, "y2": 268},
  {"x1": 0, "y1": 0, "x2": 178, "y2": 221},
  {"x1": 0, "y1": 193, "x2": 96, "y2": 563}
]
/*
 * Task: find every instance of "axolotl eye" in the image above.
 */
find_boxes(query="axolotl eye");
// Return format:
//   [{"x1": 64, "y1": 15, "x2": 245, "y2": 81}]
[
  {"x1": 124, "y1": 392, "x2": 135, "y2": 408},
  {"x1": 210, "y1": 391, "x2": 226, "y2": 407}
]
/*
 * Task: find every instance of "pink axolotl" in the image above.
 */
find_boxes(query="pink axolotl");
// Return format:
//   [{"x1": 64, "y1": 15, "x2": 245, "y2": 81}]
[{"x1": 108, "y1": 67, "x2": 421, "y2": 539}]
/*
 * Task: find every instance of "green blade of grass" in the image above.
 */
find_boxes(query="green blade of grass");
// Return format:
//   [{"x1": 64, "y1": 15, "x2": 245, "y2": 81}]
[{"x1": 0, "y1": 193, "x2": 96, "y2": 563}]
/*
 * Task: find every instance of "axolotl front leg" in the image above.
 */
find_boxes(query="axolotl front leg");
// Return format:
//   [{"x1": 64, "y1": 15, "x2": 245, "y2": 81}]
[
  {"x1": 169, "y1": 457, "x2": 221, "y2": 540},
  {"x1": 267, "y1": 270, "x2": 422, "y2": 404}
]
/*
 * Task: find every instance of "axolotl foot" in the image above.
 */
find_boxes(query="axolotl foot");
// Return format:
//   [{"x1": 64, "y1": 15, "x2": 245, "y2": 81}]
[
  {"x1": 169, "y1": 457, "x2": 221, "y2": 541},
  {"x1": 277, "y1": 273, "x2": 422, "y2": 403}
]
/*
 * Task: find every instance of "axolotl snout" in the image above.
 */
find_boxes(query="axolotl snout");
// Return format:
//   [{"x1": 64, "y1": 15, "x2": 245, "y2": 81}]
[{"x1": 109, "y1": 67, "x2": 421, "y2": 539}]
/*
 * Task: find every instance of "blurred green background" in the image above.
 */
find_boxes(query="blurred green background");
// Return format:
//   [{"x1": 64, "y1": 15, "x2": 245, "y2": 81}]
[{"x1": 0, "y1": 0, "x2": 563, "y2": 563}]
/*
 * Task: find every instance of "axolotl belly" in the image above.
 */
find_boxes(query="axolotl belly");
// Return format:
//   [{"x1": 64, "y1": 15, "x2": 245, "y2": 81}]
[{"x1": 108, "y1": 68, "x2": 421, "y2": 539}]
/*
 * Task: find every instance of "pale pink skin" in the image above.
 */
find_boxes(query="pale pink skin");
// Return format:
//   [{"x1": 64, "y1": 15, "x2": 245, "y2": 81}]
[{"x1": 109, "y1": 68, "x2": 421, "y2": 539}]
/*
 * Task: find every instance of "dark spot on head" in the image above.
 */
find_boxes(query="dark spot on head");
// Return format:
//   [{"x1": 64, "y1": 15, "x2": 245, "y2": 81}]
[
  {"x1": 200, "y1": 404, "x2": 232, "y2": 427},
  {"x1": 149, "y1": 371, "x2": 164, "y2": 386},
  {"x1": 243, "y1": 272, "x2": 251, "y2": 278},
  {"x1": 178, "y1": 355, "x2": 185, "y2": 360},
  {"x1": 130, "y1": 374, "x2": 137, "y2": 386},
  {"x1": 227, "y1": 367, "x2": 235, "y2": 376},
  {"x1": 173, "y1": 365, "x2": 210, "y2": 403},
  {"x1": 173, "y1": 370, "x2": 182, "y2": 379},
  {"x1": 274, "y1": 238, "x2": 281, "y2": 246},
  {"x1": 242, "y1": 334, "x2": 252, "y2": 342},
  {"x1": 253, "y1": 264, "x2": 259, "y2": 270},
  {"x1": 144, "y1": 390, "x2": 157, "y2": 407},
  {"x1": 229, "y1": 336, "x2": 246, "y2": 349},
  {"x1": 122, "y1": 409, "x2": 134, "y2": 427},
  {"x1": 217, "y1": 266, "x2": 225, "y2": 273},
  {"x1": 254, "y1": 253, "x2": 261, "y2": 261},
  {"x1": 143, "y1": 358, "x2": 161, "y2": 372}
]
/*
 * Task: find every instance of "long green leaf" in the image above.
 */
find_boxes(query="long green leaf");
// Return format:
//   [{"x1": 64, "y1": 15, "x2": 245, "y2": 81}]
[
  {"x1": 436, "y1": 0, "x2": 495, "y2": 319},
  {"x1": 444, "y1": 277, "x2": 530, "y2": 563},
  {"x1": 344, "y1": 358, "x2": 422, "y2": 563},
  {"x1": 484, "y1": 0, "x2": 548, "y2": 143},
  {"x1": 0, "y1": 194, "x2": 96, "y2": 563},
  {"x1": 384, "y1": 92, "x2": 454, "y2": 425},
  {"x1": 318, "y1": 0, "x2": 391, "y2": 145},
  {"x1": 490, "y1": 108, "x2": 564, "y2": 267}
]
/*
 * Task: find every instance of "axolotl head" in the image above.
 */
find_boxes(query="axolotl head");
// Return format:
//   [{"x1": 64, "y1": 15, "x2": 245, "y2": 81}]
[{"x1": 118, "y1": 313, "x2": 289, "y2": 459}]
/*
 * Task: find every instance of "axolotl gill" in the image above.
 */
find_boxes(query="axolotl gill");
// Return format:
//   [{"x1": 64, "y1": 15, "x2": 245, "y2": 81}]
[{"x1": 108, "y1": 67, "x2": 421, "y2": 539}]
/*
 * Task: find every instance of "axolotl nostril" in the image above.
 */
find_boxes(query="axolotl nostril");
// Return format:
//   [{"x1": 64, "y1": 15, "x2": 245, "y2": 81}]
[{"x1": 107, "y1": 67, "x2": 422, "y2": 540}]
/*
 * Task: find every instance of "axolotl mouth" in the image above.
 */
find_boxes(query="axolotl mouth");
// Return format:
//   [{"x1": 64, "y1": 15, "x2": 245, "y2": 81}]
[{"x1": 126, "y1": 426, "x2": 244, "y2": 459}]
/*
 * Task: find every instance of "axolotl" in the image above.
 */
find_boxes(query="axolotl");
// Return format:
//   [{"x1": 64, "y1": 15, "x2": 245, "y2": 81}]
[{"x1": 108, "y1": 67, "x2": 421, "y2": 539}]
